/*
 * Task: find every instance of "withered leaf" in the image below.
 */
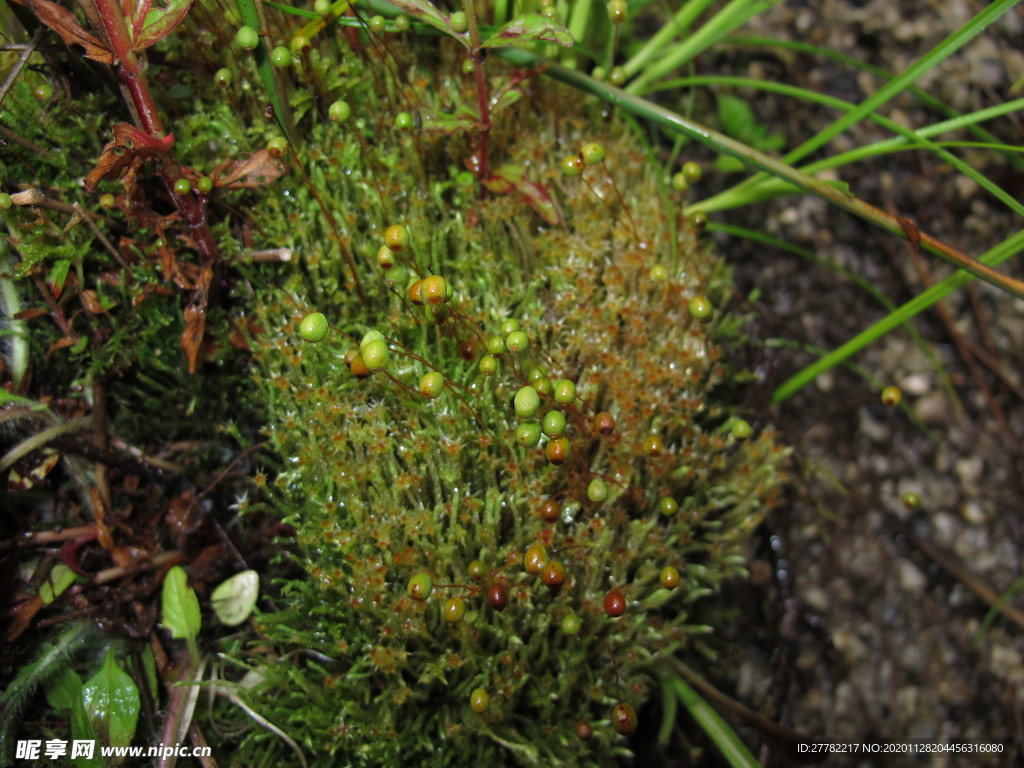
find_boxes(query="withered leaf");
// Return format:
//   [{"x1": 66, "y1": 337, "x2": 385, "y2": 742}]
[
  {"x1": 80, "y1": 289, "x2": 111, "y2": 315},
  {"x1": 15, "y1": 0, "x2": 115, "y2": 64},
  {"x1": 180, "y1": 303, "x2": 205, "y2": 374},
  {"x1": 482, "y1": 164, "x2": 560, "y2": 225},
  {"x1": 84, "y1": 124, "x2": 176, "y2": 193},
  {"x1": 212, "y1": 150, "x2": 285, "y2": 190}
]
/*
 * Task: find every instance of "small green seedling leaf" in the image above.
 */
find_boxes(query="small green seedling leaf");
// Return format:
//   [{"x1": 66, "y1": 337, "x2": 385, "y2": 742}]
[
  {"x1": 71, "y1": 693, "x2": 104, "y2": 768},
  {"x1": 716, "y1": 94, "x2": 784, "y2": 153},
  {"x1": 80, "y1": 646, "x2": 140, "y2": 749},
  {"x1": 39, "y1": 563, "x2": 79, "y2": 605},
  {"x1": 134, "y1": 0, "x2": 194, "y2": 50},
  {"x1": 45, "y1": 666, "x2": 83, "y2": 710},
  {"x1": 161, "y1": 565, "x2": 201, "y2": 660},
  {"x1": 211, "y1": 570, "x2": 260, "y2": 626},
  {"x1": 481, "y1": 12, "x2": 573, "y2": 48}
]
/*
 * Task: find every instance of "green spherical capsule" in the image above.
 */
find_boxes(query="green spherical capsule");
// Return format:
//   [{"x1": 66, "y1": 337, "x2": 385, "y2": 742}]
[
  {"x1": 587, "y1": 477, "x2": 608, "y2": 502},
  {"x1": 328, "y1": 100, "x2": 351, "y2": 123},
  {"x1": 0, "y1": 193, "x2": 13, "y2": 211},
  {"x1": 690, "y1": 210, "x2": 708, "y2": 230},
  {"x1": 659, "y1": 497, "x2": 678, "y2": 516},
  {"x1": 689, "y1": 295, "x2": 713, "y2": 322},
  {"x1": 553, "y1": 379, "x2": 576, "y2": 404},
  {"x1": 99, "y1": 193, "x2": 116, "y2": 209},
  {"x1": 649, "y1": 264, "x2": 668, "y2": 281},
  {"x1": 542, "y1": 409, "x2": 566, "y2": 437},
  {"x1": 425, "y1": 303, "x2": 450, "y2": 324},
  {"x1": 682, "y1": 161, "x2": 703, "y2": 184},
  {"x1": 516, "y1": 422, "x2": 542, "y2": 447},
  {"x1": 377, "y1": 245, "x2": 395, "y2": 270},
  {"x1": 461, "y1": 58, "x2": 476, "y2": 75},
  {"x1": 514, "y1": 386, "x2": 540, "y2": 418},
  {"x1": 395, "y1": 112, "x2": 414, "y2": 130},
  {"x1": 609, "y1": 66, "x2": 626, "y2": 86},
  {"x1": 499, "y1": 318, "x2": 520, "y2": 336},
  {"x1": 591, "y1": 66, "x2": 607, "y2": 81},
  {"x1": 197, "y1": 176, "x2": 213, "y2": 194},
  {"x1": 394, "y1": 14, "x2": 410, "y2": 31},
  {"x1": 360, "y1": 329, "x2": 385, "y2": 349},
  {"x1": 479, "y1": 355, "x2": 498, "y2": 376},
  {"x1": 418, "y1": 371, "x2": 445, "y2": 398},
  {"x1": 407, "y1": 572, "x2": 432, "y2": 601},
  {"x1": 470, "y1": 688, "x2": 489, "y2": 713},
  {"x1": 173, "y1": 178, "x2": 191, "y2": 195},
  {"x1": 607, "y1": 0, "x2": 627, "y2": 23},
  {"x1": 450, "y1": 11, "x2": 467, "y2": 32},
  {"x1": 443, "y1": 596, "x2": 466, "y2": 623},
  {"x1": 486, "y1": 335, "x2": 506, "y2": 356},
  {"x1": 580, "y1": 142, "x2": 605, "y2": 165},
  {"x1": 468, "y1": 560, "x2": 485, "y2": 581},
  {"x1": 214, "y1": 67, "x2": 232, "y2": 87},
  {"x1": 236, "y1": 25, "x2": 259, "y2": 51},
  {"x1": 534, "y1": 378, "x2": 552, "y2": 397},
  {"x1": 881, "y1": 385, "x2": 902, "y2": 407},
  {"x1": 270, "y1": 45, "x2": 292, "y2": 68},
  {"x1": 314, "y1": 0, "x2": 330, "y2": 12},
  {"x1": 902, "y1": 491, "x2": 921, "y2": 510},
  {"x1": 671, "y1": 171, "x2": 689, "y2": 192},
  {"x1": 290, "y1": 35, "x2": 311, "y2": 55},
  {"x1": 505, "y1": 330, "x2": 528, "y2": 352},
  {"x1": 562, "y1": 155, "x2": 583, "y2": 177},
  {"x1": 361, "y1": 338, "x2": 389, "y2": 370},
  {"x1": 369, "y1": 15, "x2": 386, "y2": 33},
  {"x1": 731, "y1": 418, "x2": 752, "y2": 440},
  {"x1": 33, "y1": 82, "x2": 54, "y2": 102},
  {"x1": 299, "y1": 312, "x2": 329, "y2": 342},
  {"x1": 527, "y1": 367, "x2": 545, "y2": 384},
  {"x1": 561, "y1": 611, "x2": 582, "y2": 636},
  {"x1": 266, "y1": 136, "x2": 288, "y2": 157}
]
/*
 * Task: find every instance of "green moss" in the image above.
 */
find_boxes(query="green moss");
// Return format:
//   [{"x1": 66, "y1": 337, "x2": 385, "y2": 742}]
[{"x1": 232, "y1": 39, "x2": 785, "y2": 767}]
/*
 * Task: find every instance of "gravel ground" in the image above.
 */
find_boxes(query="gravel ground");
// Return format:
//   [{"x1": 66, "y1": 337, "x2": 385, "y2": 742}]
[{"x1": 670, "y1": 2, "x2": 1024, "y2": 765}]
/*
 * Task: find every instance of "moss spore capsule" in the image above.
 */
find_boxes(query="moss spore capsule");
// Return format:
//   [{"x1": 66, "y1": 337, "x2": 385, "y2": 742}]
[
  {"x1": 360, "y1": 330, "x2": 385, "y2": 349},
  {"x1": 902, "y1": 491, "x2": 921, "y2": 509},
  {"x1": 688, "y1": 295, "x2": 713, "y2": 321},
  {"x1": 487, "y1": 582, "x2": 508, "y2": 611},
  {"x1": 603, "y1": 589, "x2": 626, "y2": 617},
  {"x1": 461, "y1": 58, "x2": 475, "y2": 75},
  {"x1": 660, "y1": 566, "x2": 680, "y2": 589},
  {"x1": 267, "y1": 137, "x2": 288, "y2": 157},
  {"x1": 611, "y1": 702, "x2": 637, "y2": 735},
  {"x1": 576, "y1": 721, "x2": 592, "y2": 740},
  {"x1": 881, "y1": 385, "x2": 902, "y2": 407},
  {"x1": 328, "y1": 100, "x2": 351, "y2": 123},
  {"x1": 580, "y1": 142, "x2": 605, "y2": 165},
  {"x1": 659, "y1": 497, "x2": 678, "y2": 516},
  {"x1": 504, "y1": 330, "x2": 528, "y2": 352},
  {"x1": 361, "y1": 338, "x2": 389, "y2": 370},
  {"x1": 418, "y1": 371, "x2": 444, "y2": 398},
  {"x1": 290, "y1": 35, "x2": 311, "y2": 55},
  {"x1": 561, "y1": 612, "x2": 582, "y2": 635},
  {"x1": 553, "y1": 379, "x2": 576, "y2": 404},
  {"x1": 376, "y1": 245, "x2": 395, "y2": 270},
  {"x1": 539, "y1": 498, "x2": 560, "y2": 523},
  {"x1": 98, "y1": 193, "x2": 115, "y2": 209},
  {"x1": 486, "y1": 335, "x2": 506, "y2": 356},
  {"x1": 450, "y1": 11, "x2": 467, "y2": 32},
  {"x1": 607, "y1": 0, "x2": 627, "y2": 24},
  {"x1": 236, "y1": 25, "x2": 259, "y2": 50},
  {"x1": 499, "y1": 318, "x2": 520, "y2": 335},
  {"x1": 407, "y1": 572, "x2": 432, "y2": 601},
  {"x1": 385, "y1": 224, "x2": 410, "y2": 251},
  {"x1": 542, "y1": 410, "x2": 567, "y2": 437},
  {"x1": 425, "y1": 303, "x2": 450, "y2": 324},
  {"x1": 407, "y1": 279, "x2": 424, "y2": 305},
  {"x1": 394, "y1": 14, "x2": 410, "y2": 31},
  {"x1": 470, "y1": 688, "x2": 489, "y2": 713},
  {"x1": 515, "y1": 422, "x2": 542, "y2": 447},
  {"x1": 479, "y1": 355, "x2": 498, "y2": 376},
  {"x1": 395, "y1": 111, "x2": 414, "y2": 131},
  {"x1": 546, "y1": 437, "x2": 570, "y2": 465},
  {"x1": 649, "y1": 264, "x2": 668, "y2": 281},
  {"x1": 671, "y1": 171, "x2": 689, "y2": 192},
  {"x1": 595, "y1": 412, "x2": 616, "y2": 435},
  {"x1": 514, "y1": 386, "x2": 540, "y2": 418},
  {"x1": 369, "y1": 15, "x2": 386, "y2": 33},
  {"x1": 523, "y1": 544, "x2": 548, "y2": 575},
  {"x1": 682, "y1": 160, "x2": 703, "y2": 184},
  {"x1": 298, "y1": 312, "x2": 329, "y2": 342},
  {"x1": 197, "y1": 176, "x2": 213, "y2": 193},
  {"x1": 731, "y1": 418, "x2": 752, "y2": 440},
  {"x1": 467, "y1": 560, "x2": 485, "y2": 581},
  {"x1": 421, "y1": 275, "x2": 447, "y2": 304},
  {"x1": 33, "y1": 82, "x2": 54, "y2": 102},
  {"x1": 214, "y1": 68, "x2": 232, "y2": 87},
  {"x1": 270, "y1": 44, "x2": 292, "y2": 67},
  {"x1": 173, "y1": 177, "x2": 192, "y2": 195},
  {"x1": 587, "y1": 477, "x2": 608, "y2": 502},
  {"x1": 443, "y1": 596, "x2": 466, "y2": 623},
  {"x1": 540, "y1": 560, "x2": 566, "y2": 588},
  {"x1": 561, "y1": 155, "x2": 584, "y2": 177}
]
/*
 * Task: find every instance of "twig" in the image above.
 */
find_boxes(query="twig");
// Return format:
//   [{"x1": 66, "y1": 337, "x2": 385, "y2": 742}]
[
  {"x1": 0, "y1": 27, "x2": 44, "y2": 107},
  {"x1": 0, "y1": 416, "x2": 92, "y2": 473}
]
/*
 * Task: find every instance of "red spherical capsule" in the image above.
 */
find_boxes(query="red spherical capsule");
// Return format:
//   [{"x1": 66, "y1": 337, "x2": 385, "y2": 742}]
[
  {"x1": 349, "y1": 354, "x2": 371, "y2": 379},
  {"x1": 540, "y1": 560, "x2": 566, "y2": 589},
  {"x1": 594, "y1": 412, "x2": 615, "y2": 435},
  {"x1": 603, "y1": 589, "x2": 626, "y2": 617},
  {"x1": 576, "y1": 721, "x2": 593, "y2": 740},
  {"x1": 407, "y1": 279, "x2": 425, "y2": 305},
  {"x1": 487, "y1": 582, "x2": 509, "y2": 611},
  {"x1": 611, "y1": 702, "x2": 637, "y2": 735},
  {"x1": 545, "y1": 437, "x2": 571, "y2": 465},
  {"x1": 539, "y1": 498, "x2": 560, "y2": 524}
]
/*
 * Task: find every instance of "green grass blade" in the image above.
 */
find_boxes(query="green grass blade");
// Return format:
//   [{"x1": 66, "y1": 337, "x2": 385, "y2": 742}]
[
  {"x1": 655, "y1": 75, "x2": 1024, "y2": 221},
  {"x1": 236, "y1": 0, "x2": 296, "y2": 143},
  {"x1": 728, "y1": 34, "x2": 1024, "y2": 173},
  {"x1": 662, "y1": 674, "x2": 761, "y2": 768},
  {"x1": 709, "y1": 222, "x2": 962, "y2": 412},
  {"x1": 621, "y1": 0, "x2": 717, "y2": 78},
  {"x1": 496, "y1": 48, "x2": 1024, "y2": 300},
  {"x1": 772, "y1": 228, "x2": 1024, "y2": 402},
  {"x1": 709, "y1": 0, "x2": 1020, "y2": 213}
]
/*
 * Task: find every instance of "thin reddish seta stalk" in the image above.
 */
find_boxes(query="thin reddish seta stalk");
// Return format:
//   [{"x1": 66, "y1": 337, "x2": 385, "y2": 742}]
[
  {"x1": 91, "y1": 0, "x2": 219, "y2": 264},
  {"x1": 463, "y1": 0, "x2": 490, "y2": 192}
]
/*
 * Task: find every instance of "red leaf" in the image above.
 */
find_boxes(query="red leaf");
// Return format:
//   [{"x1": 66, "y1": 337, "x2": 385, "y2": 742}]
[
  {"x1": 133, "y1": 0, "x2": 193, "y2": 51},
  {"x1": 482, "y1": 164, "x2": 560, "y2": 225},
  {"x1": 84, "y1": 124, "x2": 175, "y2": 193},
  {"x1": 15, "y1": 0, "x2": 114, "y2": 64}
]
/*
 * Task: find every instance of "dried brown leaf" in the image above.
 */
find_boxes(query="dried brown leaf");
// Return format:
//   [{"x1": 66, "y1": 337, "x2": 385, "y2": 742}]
[
  {"x1": 84, "y1": 124, "x2": 175, "y2": 193},
  {"x1": 212, "y1": 150, "x2": 285, "y2": 190},
  {"x1": 181, "y1": 303, "x2": 205, "y2": 374},
  {"x1": 15, "y1": 0, "x2": 115, "y2": 64}
]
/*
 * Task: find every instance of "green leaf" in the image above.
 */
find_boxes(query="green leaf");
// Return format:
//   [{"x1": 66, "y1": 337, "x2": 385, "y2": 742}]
[
  {"x1": 80, "y1": 646, "x2": 140, "y2": 749},
  {"x1": 45, "y1": 666, "x2": 83, "y2": 710},
  {"x1": 161, "y1": 565, "x2": 202, "y2": 642},
  {"x1": 480, "y1": 12, "x2": 573, "y2": 48},
  {"x1": 140, "y1": 644, "x2": 159, "y2": 699},
  {"x1": 211, "y1": 570, "x2": 260, "y2": 626},
  {"x1": 387, "y1": 0, "x2": 451, "y2": 37},
  {"x1": 71, "y1": 692, "x2": 104, "y2": 768},
  {"x1": 39, "y1": 563, "x2": 79, "y2": 605},
  {"x1": 134, "y1": 0, "x2": 194, "y2": 50},
  {"x1": 46, "y1": 259, "x2": 72, "y2": 297}
]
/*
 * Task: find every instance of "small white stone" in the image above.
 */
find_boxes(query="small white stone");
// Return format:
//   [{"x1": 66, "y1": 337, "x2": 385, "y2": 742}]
[{"x1": 899, "y1": 560, "x2": 927, "y2": 591}]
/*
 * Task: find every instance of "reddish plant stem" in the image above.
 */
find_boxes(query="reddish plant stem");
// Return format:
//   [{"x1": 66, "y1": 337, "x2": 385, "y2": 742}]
[{"x1": 463, "y1": 0, "x2": 490, "y2": 190}]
